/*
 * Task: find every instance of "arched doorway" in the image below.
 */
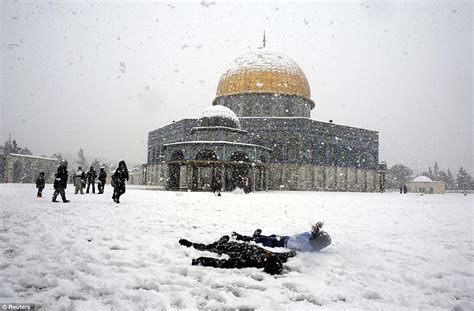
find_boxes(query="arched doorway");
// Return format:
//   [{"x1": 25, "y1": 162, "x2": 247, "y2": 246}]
[
  {"x1": 168, "y1": 150, "x2": 185, "y2": 190},
  {"x1": 229, "y1": 151, "x2": 251, "y2": 190},
  {"x1": 192, "y1": 149, "x2": 218, "y2": 191}
]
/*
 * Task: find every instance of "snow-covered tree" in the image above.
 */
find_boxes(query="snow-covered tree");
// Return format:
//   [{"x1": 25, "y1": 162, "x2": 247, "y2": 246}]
[
  {"x1": 77, "y1": 148, "x2": 88, "y2": 169},
  {"x1": 455, "y1": 167, "x2": 473, "y2": 190},
  {"x1": 3, "y1": 139, "x2": 32, "y2": 155},
  {"x1": 385, "y1": 164, "x2": 413, "y2": 189}
]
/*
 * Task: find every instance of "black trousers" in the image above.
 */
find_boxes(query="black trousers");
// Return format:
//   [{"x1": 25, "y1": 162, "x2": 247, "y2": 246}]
[
  {"x1": 87, "y1": 181, "x2": 95, "y2": 193},
  {"x1": 52, "y1": 187, "x2": 67, "y2": 202},
  {"x1": 97, "y1": 181, "x2": 105, "y2": 193},
  {"x1": 112, "y1": 186, "x2": 125, "y2": 202},
  {"x1": 234, "y1": 232, "x2": 289, "y2": 248}
]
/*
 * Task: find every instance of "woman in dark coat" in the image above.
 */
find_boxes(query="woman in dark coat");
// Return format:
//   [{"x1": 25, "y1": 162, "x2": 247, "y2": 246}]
[{"x1": 112, "y1": 160, "x2": 129, "y2": 203}]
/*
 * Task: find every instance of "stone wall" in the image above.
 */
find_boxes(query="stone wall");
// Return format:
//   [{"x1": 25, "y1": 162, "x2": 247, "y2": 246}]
[
  {"x1": 212, "y1": 93, "x2": 313, "y2": 118},
  {"x1": 267, "y1": 163, "x2": 382, "y2": 192},
  {"x1": 1, "y1": 154, "x2": 58, "y2": 183}
]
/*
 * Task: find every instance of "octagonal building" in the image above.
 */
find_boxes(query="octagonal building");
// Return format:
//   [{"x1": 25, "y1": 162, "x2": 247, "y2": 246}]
[{"x1": 146, "y1": 48, "x2": 386, "y2": 192}]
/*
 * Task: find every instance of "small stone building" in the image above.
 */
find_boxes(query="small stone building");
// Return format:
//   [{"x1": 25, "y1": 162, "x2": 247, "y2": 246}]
[{"x1": 405, "y1": 176, "x2": 445, "y2": 194}]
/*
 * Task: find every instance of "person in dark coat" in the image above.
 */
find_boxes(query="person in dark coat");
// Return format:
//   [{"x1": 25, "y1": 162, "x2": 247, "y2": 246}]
[
  {"x1": 86, "y1": 166, "x2": 97, "y2": 194},
  {"x1": 211, "y1": 175, "x2": 222, "y2": 196},
  {"x1": 36, "y1": 172, "x2": 45, "y2": 198},
  {"x1": 232, "y1": 222, "x2": 332, "y2": 252},
  {"x1": 403, "y1": 185, "x2": 408, "y2": 194},
  {"x1": 97, "y1": 167, "x2": 107, "y2": 194},
  {"x1": 52, "y1": 160, "x2": 70, "y2": 203},
  {"x1": 179, "y1": 235, "x2": 296, "y2": 275},
  {"x1": 112, "y1": 160, "x2": 129, "y2": 203}
]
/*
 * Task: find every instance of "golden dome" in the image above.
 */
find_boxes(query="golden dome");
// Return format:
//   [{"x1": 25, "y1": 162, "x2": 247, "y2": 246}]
[{"x1": 216, "y1": 49, "x2": 311, "y2": 100}]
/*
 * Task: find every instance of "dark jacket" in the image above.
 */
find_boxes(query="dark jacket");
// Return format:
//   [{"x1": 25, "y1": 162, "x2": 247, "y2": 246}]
[
  {"x1": 181, "y1": 236, "x2": 295, "y2": 271},
  {"x1": 112, "y1": 168, "x2": 129, "y2": 189},
  {"x1": 98, "y1": 169, "x2": 107, "y2": 183},
  {"x1": 87, "y1": 169, "x2": 97, "y2": 183},
  {"x1": 36, "y1": 175, "x2": 45, "y2": 189},
  {"x1": 53, "y1": 164, "x2": 68, "y2": 189}
]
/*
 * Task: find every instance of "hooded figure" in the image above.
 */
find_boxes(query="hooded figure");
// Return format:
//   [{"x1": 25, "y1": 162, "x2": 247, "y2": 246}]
[
  {"x1": 179, "y1": 235, "x2": 296, "y2": 275},
  {"x1": 112, "y1": 160, "x2": 129, "y2": 203},
  {"x1": 52, "y1": 160, "x2": 69, "y2": 203},
  {"x1": 97, "y1": 167, "x2": 107, "y2": 194}
]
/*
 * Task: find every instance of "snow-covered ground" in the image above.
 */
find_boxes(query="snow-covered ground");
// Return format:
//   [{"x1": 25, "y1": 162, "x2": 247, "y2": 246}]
[{"x1": 0, "y1": 184, "x2": 472, "y2": 310}]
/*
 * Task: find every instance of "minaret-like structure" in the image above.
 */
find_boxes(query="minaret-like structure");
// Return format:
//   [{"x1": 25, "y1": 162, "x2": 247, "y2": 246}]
[{"x1": 262, "y1": 30, "x2": 266, "y2": 48}]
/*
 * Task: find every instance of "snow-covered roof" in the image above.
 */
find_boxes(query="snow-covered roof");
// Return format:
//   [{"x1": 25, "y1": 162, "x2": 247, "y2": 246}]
[
  {"x1": 8, "y1": 153, "x2": 58, "y2": 161},
  {"x1": 413, "y1": 176, "x2": 433, "y2": 182},
  {"x1": 216, "y1": 49, "x2": 311, "y2": 100},
  {"x1": 199, "y1": 105, "x2": 241, "y2": 129},
  {"x1": 224, "y1": 49, "x2": 305, "y2": 76}
]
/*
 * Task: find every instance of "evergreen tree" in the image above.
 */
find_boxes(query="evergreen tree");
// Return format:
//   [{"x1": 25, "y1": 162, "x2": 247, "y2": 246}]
[
  {"x1": 433, "y1": 162, "x2": 440, "y2": 181},
  {"x1": 90, "y1": 158, "x2": 101, "y2": 171},
  {"x1": 77, "y1": 148, "x2": 88, "y2": 169},
  {"x1": 52, "y1": 153, "x2": 63, "y2": 162},
  {"x1": 446, "y1": 169, "x2": 455, "y2": 190},
  {"x1": 385, "y1": 164, "x2": 413, "y2": 189},
  {"x1": 3, "y1": 139, "x2": 32, "y2": 155},
  {"x1": 455, "y1": 167, "x2": 472, "y2": 190}
]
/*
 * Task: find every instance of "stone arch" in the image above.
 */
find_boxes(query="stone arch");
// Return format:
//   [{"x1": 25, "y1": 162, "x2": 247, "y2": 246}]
[{"x1": 170, "y1": 150, "x2": 185, "y2": 161}]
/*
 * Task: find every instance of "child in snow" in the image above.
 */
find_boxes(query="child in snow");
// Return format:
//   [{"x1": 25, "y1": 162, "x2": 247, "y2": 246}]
[
  {"x1": 35, "y1": 172, "x2": 45, "y2": 198},
  {"x1": 232, "y1": 222, "x2": 331, "y2": 252},
  {"x1": 179, "y1": 235, "x2": 296, "y2": 275}
]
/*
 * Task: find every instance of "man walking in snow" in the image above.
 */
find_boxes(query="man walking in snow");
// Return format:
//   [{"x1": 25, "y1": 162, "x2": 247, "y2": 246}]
[
  {"x1": 86, "y1": 166, "x2": 97, "y2": 194},
  {"x1": 52, "y1": 160, "x2": 70, "y2": 203},
  {"x1": 178, "y1": 235, "x2": 296, "y2": 275}
]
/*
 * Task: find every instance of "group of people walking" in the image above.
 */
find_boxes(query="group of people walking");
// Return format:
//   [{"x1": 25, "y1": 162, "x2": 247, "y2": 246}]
[
  {"x1": 73, "y1": 166, "x2": 107, "y2": 195},
  {"x1": 35, "y1": 160, "x2": 129, "y2": 204}
]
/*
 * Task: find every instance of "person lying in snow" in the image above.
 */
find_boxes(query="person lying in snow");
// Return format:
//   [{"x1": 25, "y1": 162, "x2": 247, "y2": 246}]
[
  {"x1": 232, "y1": 222, "x2": 331, "y2": 252},
  {"x1": 179, "y1": 235, "x2": 296, "y2": 275}
]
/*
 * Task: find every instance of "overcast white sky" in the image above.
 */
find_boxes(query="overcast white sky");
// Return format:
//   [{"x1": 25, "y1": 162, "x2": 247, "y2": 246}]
[{"x1": 1, "y1": 0, "x2": 472, "y2": 173}]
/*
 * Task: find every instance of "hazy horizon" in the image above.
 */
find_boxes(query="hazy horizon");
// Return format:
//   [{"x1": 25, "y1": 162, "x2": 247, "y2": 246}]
[{"x1": 1, "y1": 1, "x2": 472, "y2": 174}]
